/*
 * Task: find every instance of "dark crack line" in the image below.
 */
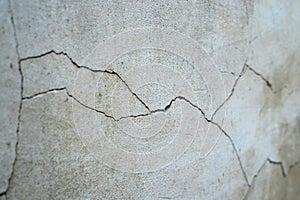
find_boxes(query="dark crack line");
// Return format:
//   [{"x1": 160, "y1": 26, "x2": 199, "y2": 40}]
[
  {"x1": 22, "y1": 87, "x2": 118, "y2": 120},
  {"x1": 267, "y1": 158, "x2": 286, "y2": 177},
  {"x1": 219, "y1": 70, "x2": 238, "y2": 77},
  {"x1": 4, "y1": 8, "x2": 298, "y2": 200},
  {"x1": 12, "y1": 38, "x2": 268, "y2": 195},
  {"x1": 19, "y1": 50, "x2": 150, "y2": 112},
  {"x1": 242, "y1": 159, "x2": 267, "y2": 200},
  {"x1": 23, "y1": 88, "x2": 208, "y2": 122},
  {"x1": 242, "y1": 158, "x2": 300, "y2": 200},
  {"x1": 211, "y1": 63, "x2": 247, "y2": 121},
  {"x1": 209, "y1": 121, "x2": 250, "y2": 186},
  {"x1": 118, "y1": 96, "x2": 208, "y2": 121},
  {"x1": 22, "y1": 88, "x2": 202, "y2": 122},
  {"x1": 210, "y1": 63, "x2": 300, "y2": 189},
  {"x1": 18, "y1": 46, "x2": 253, "y2": 188},
  {"x1": 22, "y1": 87, "x2": 67, "y2": 100},
  {"x1": 12, "y1": 54, "x2": 261, "y2": 193},
  {"x1": 210, "y1": 63, "x2": 251, "y2": 187},
  {"x1": 23, "y1": 86, "x2": 250, "y2": 187},
  {"x1": 245, "y1": 64, "x2": 273, "y2": 91},
  {"x1": 66, "y1": 90, "x2": 117, "y2": 121},
  {"x1": 5, "y1": 0, "x2": 22, "y2": 197}
]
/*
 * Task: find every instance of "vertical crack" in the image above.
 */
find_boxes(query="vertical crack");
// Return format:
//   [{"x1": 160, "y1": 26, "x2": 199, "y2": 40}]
[
  {"x1": 209, "y1": 121, "x2": 250, "y2": 186},
  {"x1": 5, "y1": 0, "x2": 22, "y2": 196}
]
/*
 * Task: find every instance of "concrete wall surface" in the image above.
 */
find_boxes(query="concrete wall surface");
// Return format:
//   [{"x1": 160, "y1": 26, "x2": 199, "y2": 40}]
[{"x1": 1, "y1": 0, "x2": 300, "y2": 199}]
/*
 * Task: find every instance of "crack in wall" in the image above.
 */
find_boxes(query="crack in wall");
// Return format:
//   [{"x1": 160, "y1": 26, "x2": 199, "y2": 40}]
[
  {"x1": 266, "y1": 158, "x2": 287, "y2": 177},
  {"x1": 22, "y1": 87, "x2": 67, "y2": 100},
  {"x1": 22, "y1": 87, "x2": 211, "y2": 122},
  {"x1": 8, "y1": 55, "x2": 295, "y2": 199},
  {"x1": 19, "y1": 49, "x2": 151, "y2": 112},
  {"x1": 211, "y1": 62, "x2": 276, "y2": 122},
  {"x1": 4, "y1": 0, "x2": 22, "y2": 197},
  {"x1": 211, "y1": 62, "x2": 247, "y2": 121},
  {"x1": 245, "y1": 64, "x2": 273, "y2": 91},
  {"x1": 6, "y1": 47, "x2": 291, "y2": 199},
  {"x1": 6, "y1": 51, "x2": 256, "y2": 195},
  {"x1": 242, "y1": 157, "x2": 300, "y2": 200},
  {"x1": 210, "y1": 62, "x2": 300, "y2": 193},
  {"x1": 219, "y1": 70, "x2": 239, "y2": 77},
  {"x1": 21, "y1": 85, "x2": 251, "y2": 187},
  {"x1": 4, "y1": 3, "x2": 294, "y2": 197}
]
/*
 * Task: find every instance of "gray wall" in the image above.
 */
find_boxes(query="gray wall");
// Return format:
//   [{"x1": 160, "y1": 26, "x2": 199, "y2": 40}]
[{"x1": 1, "y1": 0, "x2": 300, "y2": 199}]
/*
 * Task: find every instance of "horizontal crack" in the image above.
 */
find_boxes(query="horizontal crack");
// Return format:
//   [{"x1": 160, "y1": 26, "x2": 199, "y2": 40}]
[{"x1": 23, "y1": 87, "x2": 208, "y2": 122}]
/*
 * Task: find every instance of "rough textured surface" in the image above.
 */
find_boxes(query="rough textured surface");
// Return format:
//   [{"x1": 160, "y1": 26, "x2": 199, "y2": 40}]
[
  {"x1": 0, "y1": 0, "x2": 300, "y2": 199},
  {"x1": 0, "y1": 0, "x2": 20, "y2": 195},
  {"x1": 244, "y1": 161, "x2": 300, "y2": 200}
]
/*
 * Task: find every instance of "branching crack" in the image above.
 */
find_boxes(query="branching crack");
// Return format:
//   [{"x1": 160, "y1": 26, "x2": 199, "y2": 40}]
[
  {"x1": 211, "y1": 63, "x2": 247, "y2": 120},
  {"x1": 242, "y1": 158, "x2": 300, "y2": 200},
  {"x1": 19, "y1": 50, "x2": 151, "y2": 112},
  {"x1": 212, "y1": 62, "x2": 275, "y2": 121},
  {"x1": 3, "y1": 2, "x2": 299, "y2": 200},
  {"x1": 211, "y1": 63, "x2": 300, "y2": 194},
  {"x1": 6, "y1": 46, "x2": 279, "y2": 197},
  {"x1": 9, "y1": 50, "x2": 254, "y2": 193},
  {"x1": 22, "y1": 88, "x2": 206, "y2": 121},
  {"x1": 22, "y1": 85, "x2": 251, "y2": 187},
  {"x1": 5, "y1": 16, "x2": 280, "y2": 197}
]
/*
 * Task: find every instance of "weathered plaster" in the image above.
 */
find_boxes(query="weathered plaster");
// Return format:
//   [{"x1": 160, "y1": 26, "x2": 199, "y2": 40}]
[{"x1": 1, "y1": 0, "x2": 300, "y2": 199}]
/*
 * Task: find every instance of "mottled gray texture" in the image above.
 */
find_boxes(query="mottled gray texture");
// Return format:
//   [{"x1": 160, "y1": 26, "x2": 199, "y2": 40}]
[
  {"x1": 1, "y1": 0, "x2": 300, "y2": 199},
  {"x1": 0, "y1": 0, "x2": 20, "y2": 195}
]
